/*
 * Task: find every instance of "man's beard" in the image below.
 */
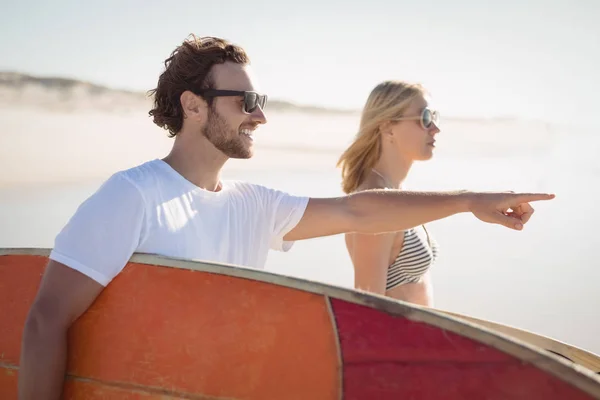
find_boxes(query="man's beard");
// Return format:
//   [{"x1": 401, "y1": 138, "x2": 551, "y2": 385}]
[{"x1": 202, "y1": 107, "x2": 252, "y2": 159}]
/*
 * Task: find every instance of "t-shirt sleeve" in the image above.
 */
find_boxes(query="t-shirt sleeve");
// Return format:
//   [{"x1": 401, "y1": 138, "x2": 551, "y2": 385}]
[
  {"x1": 265, "y1": 188, "x2": 309, "y2": 252},
  {"x1": 49, "y1": 173, "x2": 147, "y2": 286}
]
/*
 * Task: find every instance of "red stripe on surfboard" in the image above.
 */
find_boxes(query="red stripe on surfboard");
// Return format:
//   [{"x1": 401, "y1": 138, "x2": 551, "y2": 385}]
[{"x1": 329, "y1": 299, "x2": 595, "y2": 400}]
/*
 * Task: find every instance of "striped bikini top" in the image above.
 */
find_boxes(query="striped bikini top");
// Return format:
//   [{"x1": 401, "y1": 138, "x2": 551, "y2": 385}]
[{"x1": 386, "y1": 225, "x2": 440, "y2": 291}]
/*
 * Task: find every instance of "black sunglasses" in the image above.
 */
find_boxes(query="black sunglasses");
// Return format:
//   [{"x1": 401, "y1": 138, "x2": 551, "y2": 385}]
[
  {"x1": 393, "y1": 108, "x2": 440, "y2": 129},
  {"x1": 194, "y1": 89, "x2": 268, "y2": 114}
]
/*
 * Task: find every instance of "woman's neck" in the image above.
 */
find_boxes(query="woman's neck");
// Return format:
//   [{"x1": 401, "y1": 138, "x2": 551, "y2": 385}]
[{"x1": 371, "y1": 154, "x2": 413, "y2": 189}]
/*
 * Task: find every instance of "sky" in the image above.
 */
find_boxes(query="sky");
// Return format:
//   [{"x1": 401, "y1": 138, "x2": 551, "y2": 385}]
[{"x1": 1, "y1": 0, "x2": 598, "y2": 125}]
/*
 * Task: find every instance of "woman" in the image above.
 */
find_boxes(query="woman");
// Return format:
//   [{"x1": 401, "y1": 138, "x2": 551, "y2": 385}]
[{"x1": 337, "y1": 80, "x2": 441, "y2": 306}]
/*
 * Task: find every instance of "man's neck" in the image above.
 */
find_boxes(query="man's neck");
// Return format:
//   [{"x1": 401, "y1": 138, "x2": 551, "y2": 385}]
[{"x1": 162, "y1": 135, "x2": 229, "y2": 192}]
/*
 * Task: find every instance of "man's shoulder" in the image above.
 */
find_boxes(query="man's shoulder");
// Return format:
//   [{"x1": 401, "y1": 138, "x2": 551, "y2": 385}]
[
  {"x1": 115, "y1": 159, "x2": 162, "y2": 183},
  {"x1": 84, "y1": 159, "x2": 166, "y2": 207},
  {"x1": 224, "y1": 180, "x2": 291, "y2": 199},
  {"x1": 225, "y1": 180, "x2": 269, "y2": 192},
  {"x1": 224, "y1": 180, "x2": 309, "y2": 210},
  {"x1": 104, "y1": 159, "x2": 169, "y2": 195}
]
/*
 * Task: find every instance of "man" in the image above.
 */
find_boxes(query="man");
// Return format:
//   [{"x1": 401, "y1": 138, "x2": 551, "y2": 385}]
[{"x1": 18, "y1": 34, "x2": 554, "y2": 399}]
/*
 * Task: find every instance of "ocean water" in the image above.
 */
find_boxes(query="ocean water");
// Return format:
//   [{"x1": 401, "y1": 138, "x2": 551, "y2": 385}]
[{"x1": 1, "y1": 108, "x2": 599, "y2": 354}]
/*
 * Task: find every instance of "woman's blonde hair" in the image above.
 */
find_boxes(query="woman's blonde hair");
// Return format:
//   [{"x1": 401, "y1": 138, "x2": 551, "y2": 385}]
[{"x1": 337, "y1": 80, "x2": 425, "y2": 194}]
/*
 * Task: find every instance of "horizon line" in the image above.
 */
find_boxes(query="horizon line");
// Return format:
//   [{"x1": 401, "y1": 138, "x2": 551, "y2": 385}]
[{"x1": 0, "y1": 69, "x2": 558, "y2": 125}]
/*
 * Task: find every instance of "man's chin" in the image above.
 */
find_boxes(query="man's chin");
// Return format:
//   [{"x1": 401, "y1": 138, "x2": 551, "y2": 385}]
[
  {"x1": 231, "y1": 154, "x2": 253, "y2": 160},
  {"x1": 228, "y1": 149, "x2": 254, "y2": 160}
]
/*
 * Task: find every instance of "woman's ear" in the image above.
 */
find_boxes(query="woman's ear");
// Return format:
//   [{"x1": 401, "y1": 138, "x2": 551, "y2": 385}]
[{"x1": 379, "y1": 121, "x2": 394, "y2": 136}]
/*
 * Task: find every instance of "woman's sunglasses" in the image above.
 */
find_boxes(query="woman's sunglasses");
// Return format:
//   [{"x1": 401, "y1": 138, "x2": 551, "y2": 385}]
[
  {"x1": 194, "y1": 89, "x2": 268, "y2": 114},
  {"x1": 393, "y1": 108, "x2": 440, "y2": 129}
]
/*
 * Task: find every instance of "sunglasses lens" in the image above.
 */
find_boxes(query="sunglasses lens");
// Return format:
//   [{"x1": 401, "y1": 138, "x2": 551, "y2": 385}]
[
  {"x1": 244, "y1": 93, "x2": 267, "y2": 113},
  {"x1": 244, "y1": 93, "x2": 257, "y2": 113},
  {"x1": 422, "y1": 109, "x2": 432, "y2": 128},
  {"x1": 258, "y1": 94, "x2": 267, "y2": 110},
  {"x1": 422, "y1": 109, "x2": 439, "y2": 128}
]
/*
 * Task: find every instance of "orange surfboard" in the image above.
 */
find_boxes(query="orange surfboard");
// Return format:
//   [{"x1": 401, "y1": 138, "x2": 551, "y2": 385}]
[{"x1": 2, "y1": 248, "x2": 600, "y2": 399}]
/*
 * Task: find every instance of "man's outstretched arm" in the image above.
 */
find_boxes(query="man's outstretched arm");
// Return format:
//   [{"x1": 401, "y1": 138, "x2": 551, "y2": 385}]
[{"x1": 284, "y1": 189, "x2": 554, "y2": 241}]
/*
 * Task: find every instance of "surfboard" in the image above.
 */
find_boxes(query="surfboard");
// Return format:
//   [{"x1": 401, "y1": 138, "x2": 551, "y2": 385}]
[
  {"x1": 1, "y1": 248, "x2": 600, "y2": 399},
  {"x1": 433, "y1": 308, "x2": 600, "y2": 374}
]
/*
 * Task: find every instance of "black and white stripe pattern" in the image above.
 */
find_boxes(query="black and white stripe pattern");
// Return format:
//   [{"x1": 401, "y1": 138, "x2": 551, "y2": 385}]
[{"x1": 386, "y1": 226, "x2": 439, "y2": 291}]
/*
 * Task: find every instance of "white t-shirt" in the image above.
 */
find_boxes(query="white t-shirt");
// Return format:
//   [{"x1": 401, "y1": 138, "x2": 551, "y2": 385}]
[{"x1": 49, "y1": 159, "x2": 310, "y2": 286}]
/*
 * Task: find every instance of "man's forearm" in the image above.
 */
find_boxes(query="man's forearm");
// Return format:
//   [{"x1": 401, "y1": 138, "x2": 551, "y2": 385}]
[
  {"x1": 19, "y1": 321, "x2": 68, "y2": 400},
  {"x1": 346, "y1": 189, "x2": 471, "y2": 233}
]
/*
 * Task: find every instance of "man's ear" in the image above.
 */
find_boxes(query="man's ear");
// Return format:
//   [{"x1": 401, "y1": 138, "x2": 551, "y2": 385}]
[{"x1": 180, "y1": 91, "x2": 206, "y2": 121}]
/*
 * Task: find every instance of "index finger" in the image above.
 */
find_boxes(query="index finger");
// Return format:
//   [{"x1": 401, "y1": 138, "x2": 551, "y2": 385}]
[{"x1": 511, "y1": 193, "x2": 556, "y2": 203}]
